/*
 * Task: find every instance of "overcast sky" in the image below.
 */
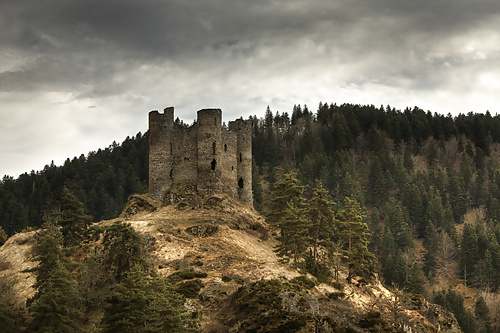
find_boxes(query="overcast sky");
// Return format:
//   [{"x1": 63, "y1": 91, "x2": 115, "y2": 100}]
[{"x1": 2, "y1": 0, "x2": 500, "y2": 177}]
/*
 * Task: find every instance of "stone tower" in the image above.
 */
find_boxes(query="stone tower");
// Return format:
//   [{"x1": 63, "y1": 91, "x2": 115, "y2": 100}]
[{"x1": 148, "y1": 107, "x2": 253, "y2": 206}]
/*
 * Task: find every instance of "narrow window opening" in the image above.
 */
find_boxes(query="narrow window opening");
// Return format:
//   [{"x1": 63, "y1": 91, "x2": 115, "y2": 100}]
[
  {"x1": 169, "y1": 169, "x2": 173, "y2": 179},
  {"x1": 238, "y1": 177, "x2": 244, "y2": 188},
  {"x1": 211, "y1": 159, "x2": 216, "y2": 170},
  {"x1": 224, "y1": 144, "x2": 227, "y2": 152},
  {"x1": 212, "y1": 142, "x2": 216, "y2": 155},
  {"x1": 170, "y1": 143, "x2": 173, "y2": 155},
  {"x1": 214, "y1": 117, "x2": 217, "y2": 125},
  {"x1": 239, "y1": 153, "x2": 242, "y2": 162},
  {"x1": 231, "y1": 166, "x2": 234, "y2": 171}
]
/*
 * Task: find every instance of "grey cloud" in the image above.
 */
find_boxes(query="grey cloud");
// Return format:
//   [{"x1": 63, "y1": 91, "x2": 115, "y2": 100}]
[
  {"x1": 2, "y1": 0, "x2": 499, "y2": 93},
  {"x1": 2, "y1": 0, "x2": 500, "y2": 177}
]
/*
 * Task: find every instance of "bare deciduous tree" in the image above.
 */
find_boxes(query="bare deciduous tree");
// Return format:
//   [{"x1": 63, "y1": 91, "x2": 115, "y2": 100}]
[{"x1": 435, "y1": 232, "x2": 458, "y2": 280}]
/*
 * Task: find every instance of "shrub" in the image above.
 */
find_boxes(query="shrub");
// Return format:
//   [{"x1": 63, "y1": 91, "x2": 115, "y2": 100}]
[
  {"x1": 359, "y1": 310, "x2": 381, "y2": 328},
  {"x1": 176, "y1": 279, "x2": 203, "y2": 298},
  {"x1": 168, "y1": 269, "x2": 208, "y2": 283},
  {"x1": 290, "y1": 275, "x2": 316, "y2": 289},
  {"x1": 326, "y1": 292, "x2": 345, "y2": 300}
]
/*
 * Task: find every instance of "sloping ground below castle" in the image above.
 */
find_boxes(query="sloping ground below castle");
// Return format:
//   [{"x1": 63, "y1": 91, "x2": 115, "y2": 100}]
[{"x1": 0, "y1": 194, "x2": 462, "y2": 332}]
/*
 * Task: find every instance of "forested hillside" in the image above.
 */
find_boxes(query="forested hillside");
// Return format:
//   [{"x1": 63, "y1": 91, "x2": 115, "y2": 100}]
[
  {"x1": 0, "y1": 133, "x2": 148, "y2": 236},
  {"x1": 252, "y1": 103, "x2": 500, "y2": 332},
  {"x1": 1, "y1": 103, "x2": 500, "y2": 331}
]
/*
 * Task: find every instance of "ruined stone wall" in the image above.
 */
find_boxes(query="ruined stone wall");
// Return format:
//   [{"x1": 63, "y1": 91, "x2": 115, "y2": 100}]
[
  {"x1": 149, "y1": 107, "x2": 174, "y2": 201},
  {"x1": 229, "y1": 118, "x2": 253, "y2": 205},
  {"x1": 221, "y1": 128, "x2": 238, "y2": 198},
  {"x1": 148, "y1": 107, "x2": 252, "y2": 206},
  {"x1": 196, "y1": 109, "x2": 223, "y2": 196},
  {"x1": 172, "y1": 124, "x2": 197, "y2": 186}
]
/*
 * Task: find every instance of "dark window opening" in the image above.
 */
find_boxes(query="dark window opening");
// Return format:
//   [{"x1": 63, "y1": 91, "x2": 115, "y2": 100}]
[
  {"x1": 213, "y1": 142, "x2": 216, "y2": 155},
  {"x1": 169, "y1": 169, "x2": 173, "y2": 179},
  {"x1": 231, "y1": 166, "x2": 234, "y2": 171},
  {"x1": 170, "y1": 143, "x2": 173, "y2": 155},
  {"x1": 239, "y1": 153, "x2": 242, "y2": 162},
  {"x1": 211, "y1": 159, "x2": 216, "y2": 170},
  {"x1": 214, "y1": 117, "x2": 217, "y2": 125},
  {"x1": 238, "y1": 177, "x2": 244, "y2": 188},
  {"x1": 184, "y1": 157, "x2": 189, "y2": 161},
  {"x1": 224, "y1": 144, "x2": 227, "y2": 152}
]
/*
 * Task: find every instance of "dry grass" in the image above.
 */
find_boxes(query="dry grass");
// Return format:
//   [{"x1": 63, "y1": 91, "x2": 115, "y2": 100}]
[{"x1": 0, "y1": 231, "x2": 37, "y2": 307}]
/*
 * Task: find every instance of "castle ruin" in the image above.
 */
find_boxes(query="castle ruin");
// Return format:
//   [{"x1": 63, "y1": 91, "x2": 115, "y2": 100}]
[{"x1": 148, "y1": 107, "x2": 253, "y2": 206}]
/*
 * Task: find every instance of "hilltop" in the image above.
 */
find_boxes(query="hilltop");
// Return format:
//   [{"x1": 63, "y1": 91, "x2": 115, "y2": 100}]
[{"x1": 0, "y1": 193, "x2": 462, "y2": 332}]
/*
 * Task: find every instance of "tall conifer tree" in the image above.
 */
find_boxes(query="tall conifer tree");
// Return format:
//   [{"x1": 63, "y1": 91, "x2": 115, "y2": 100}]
[
  {"x1": 336, "y1": 197, "x2": 376, "y2": 283},
  {"x1": 266, "y1": 169, "x2": 306, "y2": 225},
  {"x1": 101, "y1": 264, "x2": 187, "y2": 333},
  {"x1": 27, "y1": 221, "x2": 83, "y2": 332},
  {"x1": 308, "y1": 180, "x2": 336, "y2": 262},
  {"x1": 58, "y1": 187, "x2": 92, "y2": 247}
]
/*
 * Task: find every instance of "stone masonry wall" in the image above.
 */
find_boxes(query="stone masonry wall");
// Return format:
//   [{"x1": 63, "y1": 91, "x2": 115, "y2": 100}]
[
  {"x1": 148, "y1": 108, "x2": 173, "y2": 201},
  {"x1": 229, "y1": 118, "x2": 253, "y2": 205},
  {"x1": 148, "y1": 107, "x2": 253, "y2": 206},
  {"x1": 221, "y1": 128, "x2": 238, "y2": 198},
  {"x1": 196, "y1": 109, "x2": 223, "y2": 196},
  {"x1": 172, "y1": 124, "x2": 197, "y2": 186}
]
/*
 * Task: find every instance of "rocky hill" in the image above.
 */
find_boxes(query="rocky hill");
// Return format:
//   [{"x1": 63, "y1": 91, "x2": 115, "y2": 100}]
[{"x1": 0, "y1": 193, "x2": 463, "y2": 332}]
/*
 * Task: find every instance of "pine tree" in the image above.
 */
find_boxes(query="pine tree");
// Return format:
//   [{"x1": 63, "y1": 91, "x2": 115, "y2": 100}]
[
  {"x1": 101, "y1": 264, "x2": 188, "y2": 333},
  {"x1": 336, "y1": 197, "x2": 376, "y2": 283},
  {"x1": 481, "y1": 249, "x2": 494, "y2": 290},
  {"x1": 266, "y1": 169, "x2": 306, "y2": 227},
  {"x1": 101, "y1": 264, "x2": 148, "y2": 332},
  {"x1": 368, "y1": 156, "x2": 388, "y2": 207},
  {"x1": 275, "y1": 201, "x2": 310, "y2": 263},
  {"x1": 443, "y1": 201, "x2": 457, "y2": 240},
  {"x1": 403, "y1": 145, "x2": 414, "y2": 172},
  {"x1": 28, "y1": 220, "x2": 70, "y2": 296},
  {"x1": 58, "y1": 187, "x2": 92, "y2": 247},
  {"x1": 0, "y1": 281, "x2": 26, "y2": 333},
  {"x1": 423, "y1": 223, "x2": 439, "y2": 277},
  {"x1": 263, "y1": 106, "x2": 279, "y2": 167},
  {"x1": 475, "y1": 296, "x2": 493, "y2": 333},
  {"x1": 368, "y1": 208, "x2": 383, "y2": 254},
  {"x1": 434, "y1": 289, "x2": 477, "y2": 333},
  {"x1": 266, "y1": 170, "x2": 310, "y2": 263},
  {"x1": 461, "y1": 223, "x2": 479, "y2": 286},
  {"x1": 448, "y1": 170, "x2": 469, "y2": 223},
  {"x1": 146, "y1": 274, "x2": 188, "y2": 332},
  {"x1": 27, "y1": 221, "x2": 83, "y2": 332},
  {"x1": 425, "y1": 190, "x2": 446, "y2": 231},
  {"x1": 407, "y1": 262, "x2": 426, "y2": 294},
  {"x1": 426, "y1": 141, "x2": 439, "y2": 166},
  {"x1": 392, "y1": 250, "x2": 408, "y2": 288},
  {"x1": 380, "y1": 225, "x2": 396, "y2": 286},
  {"x1": 308, "y1": 180, "x2": 336, "y2": 262},
  {"x1": 382, "y1": 253, "x2": 394, "y2": 285},
  {"x1": 27, "y1": 260, "x2": 83, "y2": 332},
  {"x1": 102, "y1": 222, "x2": 146, "y2": 281},
  {"x1": 384, "y1": 201, "x2": 413, "y2": 251},
  {"x1": 470, "y1": 172, "x2": 488, "y2": 208}
]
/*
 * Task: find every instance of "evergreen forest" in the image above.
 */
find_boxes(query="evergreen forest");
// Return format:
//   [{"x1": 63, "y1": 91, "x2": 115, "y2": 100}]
[{"x1": 1, "y1": 103, "x2": 500, "y2": 332}]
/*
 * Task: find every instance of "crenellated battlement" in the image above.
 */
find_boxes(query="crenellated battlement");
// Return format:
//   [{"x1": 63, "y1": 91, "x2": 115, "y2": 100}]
[{"x1": 148, "y1": 107, "x2": 253, "y2": 206}]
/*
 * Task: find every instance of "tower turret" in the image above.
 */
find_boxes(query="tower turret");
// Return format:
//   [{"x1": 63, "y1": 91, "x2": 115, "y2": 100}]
[
  {"x1": 149, "y1": 107, "x2": 174, "y2": 201},
  {"x1": 230, "y1": 118, "x2": 253, "y2": 205},
  {"x1": 196, "y1": 109, "x2": 223, "y2": 196}
]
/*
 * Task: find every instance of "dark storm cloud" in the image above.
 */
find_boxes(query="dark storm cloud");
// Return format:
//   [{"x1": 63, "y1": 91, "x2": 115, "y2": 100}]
[
  {"x1": 2, "y1": 0, "x2": 499, "y2": 93},
  {"x1": 1, "y1": 0, "x2": 500, "y2": 177}
]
